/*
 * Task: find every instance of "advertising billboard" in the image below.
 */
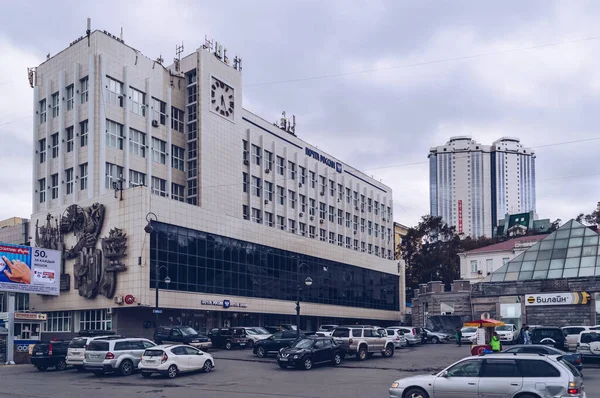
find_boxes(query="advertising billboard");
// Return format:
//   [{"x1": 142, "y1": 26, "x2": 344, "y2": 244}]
[
  {"x1": 525, "y1": 292, "x2": 590, "y2": 306},
  {"x1": 0, "y1": 243, "x2": 61, "y2": 296}
]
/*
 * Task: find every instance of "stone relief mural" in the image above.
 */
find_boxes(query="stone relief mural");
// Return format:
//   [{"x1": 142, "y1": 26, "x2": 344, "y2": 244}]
[{"x1": 35, "y1": 203, "x2": 127, "y2": 299}]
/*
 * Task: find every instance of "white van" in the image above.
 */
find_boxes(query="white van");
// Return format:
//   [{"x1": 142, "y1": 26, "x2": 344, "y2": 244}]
[
  {"x1": 562, "y1": 326, "x2": 591, "y2": 352},
  {"x1": 495, "y1": 324, "x2": 518, "y2": 344}
]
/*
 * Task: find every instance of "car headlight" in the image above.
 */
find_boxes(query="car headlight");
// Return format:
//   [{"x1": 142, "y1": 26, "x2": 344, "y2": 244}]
[
  {"x1": 391, "y1": 382, "x2": 400, "y2": 388},
  {"x1": 293, "y1": 355, "x2": 298, "y2": 359}
]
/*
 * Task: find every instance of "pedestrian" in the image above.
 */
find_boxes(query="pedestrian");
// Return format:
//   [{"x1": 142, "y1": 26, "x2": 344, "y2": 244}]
[
  {"x1": 524, "y1": 326, "x2": 531, "y2": 345},
  {"x1": 518, "y1": 326, "x2": 525, "y2": 344},
  {"x1": 455, "y1": 327, "x2": 462, "y2": 347},
  {"x1": 491, "y1": 332, "x2": 501, "y2": 352}
]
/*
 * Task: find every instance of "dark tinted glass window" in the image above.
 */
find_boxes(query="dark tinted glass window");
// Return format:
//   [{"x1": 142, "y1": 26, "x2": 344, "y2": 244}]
[
  {"x1": 332, "y1": 329, "x2": 349, "y2": 338},
  {"x1": 565, "y1": 327, "x2": 585, "y2": 335},
  {"x1": 220, "y1": 329, "x2": 231, "y2": 336},
  {"x1": 69, "y1": 338, "x2": 87, "y2": 349},
  {"x1": 144, "y1": 349, "x2": 164, "y2": 357},
  {"x1": 183, "y1": 346, "x2": 199, "y2": 355},
  {"x1": 351, "y1": 329, "x2": 362, "y2": 337},
  {"x1": 581, "y1": 333, "x2": 600, "y2": 343},
  {"x1": 130, "y1": 341, "x2": 147, "y2": 350},
  {"x1": 114, "y1": 342, "x2": 132, "y2": 351},
  {"x1": 518, "y1": 360, "x2": 560, "y2": 378},
  {"x1": 323, "y1": 339, "x2": 333, "y2": 347},
  {"x1": 87, "y1": 341, "x2": 109, "y2": 351},
  {"x1": 171, "y1": 347, "x2": 186, "y2": 355},
  {"x1": 446, "y1": 360, "x2": 482, "y2": 377},
  {"x1": 481, "y1": 359, "x2": 521, "y2": 377},
  {"x1": 314, "y1": 340, "x2": 325, "y2": 348},
  {"x1": 560, "y1": 358, "x2": 582, "y2": 377},
  {"x1": 282, "y1": 331, "x2": 297, "y2": 339},
  {"x1": 533, "y1": 329, "x2": 563, "y2": 341},
  {"x1": 272, "y1": 332, "x2": 283, "y2": 339},
  {"x1": 363, "y1": 329, "x2": 374, "y2": 337}
]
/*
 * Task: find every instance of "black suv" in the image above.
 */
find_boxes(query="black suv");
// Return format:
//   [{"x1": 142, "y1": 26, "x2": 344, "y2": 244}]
[
  {"x1": 254, "y1": 331, "x2": 300, "y2": 357},
  {"x1": 531, "y1": 327, "x2": 568, "y2": 350},
  {"x1": 31, "y1": 341, "x2": 69, "y2": 371},
  {"x1": 277, "y1": 336, "x2": 344, "y2": 370},
  {"x1": 208, "y1": 327, "x2": 249, "y2": 350},
  {"x1": 154, "y1": 326, "x2": 212, "y2": 350}
]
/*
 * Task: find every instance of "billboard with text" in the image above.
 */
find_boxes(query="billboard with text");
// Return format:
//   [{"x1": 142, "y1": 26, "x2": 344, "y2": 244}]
[{"x1": 0, "y1": 243, "x2": 61, "y2": 296}]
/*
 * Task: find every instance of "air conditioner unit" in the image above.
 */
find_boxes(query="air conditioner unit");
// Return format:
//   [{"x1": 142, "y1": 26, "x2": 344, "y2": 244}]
[
  {"x1": 152, "y1": 120, "x2": 159, "y2": 127},
  {"x1": 319, "y1": 219, "x2": 324, "y2": 224},
  {"x1": 310, "y1": 216, "x2": 315, "y2": 221},
  {"x1": 243, "y1": 160, "x2": 250, "y2": 165},
  {"x1": 264, "y1": 199, "x2": 269, "y2": 205},
  {"x1": 299, "y1": 183, "x2": 303, "y2": 187},
  {"x1": 353, "y1": 231, "x2": 357, "y2": 235},
  {"x1": 299, "y1": 212, "x2": 304, "y2": 217},
  {"x1": 113, "y1": 296, "x2": 123, "y2": 305},
  {"x1": 265, "y1": 169, "x2": 271, "y2": 174},
  {"x1": 320, "y1": 192, "x2": 325, "y2": 196}
]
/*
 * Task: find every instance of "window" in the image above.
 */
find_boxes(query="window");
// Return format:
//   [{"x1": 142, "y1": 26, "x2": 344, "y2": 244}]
[
  {"x1": 172, "y1": 183, "x2": 185, "y2": 202},
  {"x1": 360, "y1": 218, "x2": 365, "y2": 233},
  {"x1": 368, "y1": 221, "x2": 373, "y2": 235},
  {"x1": 309, "y1": 171, "x2": 316, "y2": 188},
  {"x1": 288, "y1": 161, "x2": 296, "y2": 180},
  {"x1": 252, "y1": 208, "x2": 262, "y2": 224},
  {"x1": 319, "y1": 228, "x2": 326, "y2": 242},
  {"x1": 319, "y1": 175, "x2": 326, "y2": 193},
  {"x1": 299, "y1": 166, "x2": 306, "y2": 184},
  {"x1": 264, "y1": 150, "x2": 273, "y2": 170},
  {"x1": 481, "y1": 359, "x2": 520, "y2": 378},
  {"x1": 50, "y1": 174, "x2": 58, "y2": 199},
  {"x1": 242, "y1": 173, "x2": 248, "y2": 193},
  {"x1": 328, "y1": 205, "x2": 335, "y2": 222},
  {"x1": 129, "y1": 87, "x2": 146, "y2": 116},
  {"x1": 288, "y1": 190, "x2": 296, "y2": 208},
  {"x1": 329, "y1": 232, "x2": 335, "y2": 244},
  {"x1": 337, "y1": 184, "x2": 343, "y2": 201},
  {"x1": 105, "y1": 162, "x2": 123, "y2": 189},
  {"x1": 329, "y1": 180, "x2": 335, "y2": 196},
  {"x1": 39, "y1": 139, "x2": 46, "y2": 163},
  {"x1": 368, "y1": 244, "x2": 373, "y2": 254},
  {"x1": 368, "y1": 198, "x2": 372, "y2": 212},
  {"x1": 65, "y1": 168, "x2": 73, "y2": 195},
  {"x1": 289, "y1": 219, "x2": 296, "y2": 233},
  {"x1": 252, "y1": 145, "x2": 262, "y2": 166},
  {"x1": 346, "y1": 188, "x2": 351, "y2": 204},
  {"x1": 51, "y1": 92, "x2": 59, "y2": 117},
  {"x1": 345, "y1": 237, "x2": 351, "y2": 249},
  {"x1": 277, "y1": 216, "x2": 285, "y2": 230},
  {"x1": 486, "y1": 259, "x2": 493, "y2": 273},
  {"x1": 39, "y1": 99, "x2": 47, "y2": 123},
  {"x1": 319, "y1": 202, "x2": 326, "y2": 220},
  {"x1": 106, "y1": 76, "x2": 123, "y2": 106},
  {"x1": 252, "y1": 176, "x2": 262, "y2": 197},
  {"x1": 277, "y1": 186, "x2": 285, "y2": 205},
  {"x1": 264, "y1": 181, "x2": 273, "y2": 201},
  {"x1": 242, "y1": 140, "x2": 248, "y2": 162},
  {"x1": 187, "y1": 141, "x2": 197, "y2": 161},
  {"x1": 353, "y1": 239, "x2": 359, "y2": 250},
  {"x1": 354, "y1": 216, "x2": 359, "y2": 231},
  {"x1": 38, "y1": 178, "x2": 46, "y2": 203},
  {"x1": 80, "y1": 76, "x2": 89, "y2": 103},
  {"x1": 129, "y1": 169, "x2": 146, "y2": 187},
  {"x1": 151, "y1": 177, "x2": 167, "y2": 197},
  {"x1": 361, "y1": 242, "x2": 366, "y2": 252},
  {"x1": 309, "y1": 225, "x2": 316, "y2": 238},
  {"x1": 300, "y1": 194, "x2": 307, "y2": 212},
  {"x1": 151, "y1": 98, "x2": 166, "y2": 124},
  {"x1": 374, "y1": 246, "x2": 380, "y2": 256},
  {"x1": 187, "y1": 84, "x2": 197, "y2": 104},
  {"x1": 51, "y1": 133, "x2": 59, "y2": 158},
  {"x1": 171, "y1": 107, "x2": 184, "y2": 132},
  {"x1": 171, "y1": 145, "x2": 185, "y2": 171},
  {"x1": 518, "y1": 359, "x2": 560, "y2": 378},
  {"x1": 338, "y1": 234, "x2": 343, "y2": 246},
  {"x1": 80, "y1": 163, "x2": 88, "y2": 190},
  {"x1": 277, "y1": 156, "x2": 285, "y2": 175},
  {"x1": 44, "y1": 311, "x2": 72, "y2": 332},
  {"x1": 503, "y1": 257, "x2": 510, "y2": 265},
  {"x1": 265, "y1": 212, "x2": 274, "y2": 227},
  {"x1": 353, "y1": 191, "x2": 359, "y2": 207},
  {"x1": 64, "y1": 84, "x2": 75, "y2": 111},
  {"x1": 106, "y1": 119, "x2": 124, "y2": 150},
  {"x1": 79, "y1": 309, "x2": 111, "y2": 331},
  {"x1": 309, "y1": 198, "x2": 316, "y2": 216},
  {"x1": 346, "y1": 212, "x2": 351, "y2": 228},
  {"x1": 129, "y1": 128, "x2": 146, "y2": 157},
  {"x1": 374, "y1": 201, "x2": 380, "y2": 215},
  {"x1": 152, "y1": 137, "x2": 167, "y2": 164},
  {"x1": 80, "y1": 120, "x2": 88, "y2": 147},
  {"x1": 446, "y1": 360, "x2": 483, "y2": 377},
  {"x1": 374, "y1": 223, "x2": 379, "y2": 237},
  {"x1": 337, "y1": 209, "x2": 343, "y2": 225},
  {"x1": 66, "y1": 126, "x2": 74, "y2": 152},
  {"x1": 243, "y1": 205, "x2": 249, "y2": 220}
]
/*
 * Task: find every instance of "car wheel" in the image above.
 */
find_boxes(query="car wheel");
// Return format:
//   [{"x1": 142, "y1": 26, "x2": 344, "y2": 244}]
[
  {"x1": 247, "y1": 340, "x2": 254, "y2": 348},
  {"x1": 356, "y1": 346, "x2": 367, "y2": 361},
  {"x1": 167, "y1": 364, "x2": 178, "y2": 379},
  {"x1": 384, "y1": 345, "x2": 394, "y2": 358},
  {"x1": 302, "y1": 356, "x2": 313, "y2": 370},
  {"x1": 55, "y1": 359, "x2": 67, "y2": 371},
  {"x1": 403, "y1": 387, "x2": 429, "y2": 398},
  {"x1": 333, "y1": 352, "x2": 342, "y2": 366},
  {"x1": 431, "y1": 336, "x2": 439, "y2": 344},
  {"x1": 225, "y1": 340, "x2": 232, "y2": 350},
  {"x1": 119, "y1": 359, "x2": 134, "y2": 376},
  {"x1": 256, "y1": 346, "x2": 265, "y2": 358},
  {"x1": 278, "y1": 362, "x2": 287, "y2": 369},
  {"x1": 202, "y1": 360, "x2": 212, "y2": 373},
  {"x1": 36, "y1": 366, "x2": 47, "y2": 372},
  {"x1": 141, "y1": 372, "x2": 152, "y2": 378}
]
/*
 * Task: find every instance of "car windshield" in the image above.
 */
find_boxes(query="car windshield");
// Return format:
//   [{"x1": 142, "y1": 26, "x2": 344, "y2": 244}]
[
  {"x1": 68, "y1": 338, "x2": 86, "y2": 349},
  {"x1": 496, "y1": 326, "x2": 512, "y2": 331},
  {"x1": 252, "y1": 327, "x2": 270, "y2": 334},
  {"x1": 581, "y1": 333, "x2": 600, "y2": 344},
  {"x1": 292, "y1": 339, "x2": 315, "y2": 349},
  {"x1": 462, "y1": 327, "x2": 476, "y2": 333},
  {"x1": 179, "y1": 327, "x2": 198, "y2": 336},
  {"x1": 319, "y1": 325, "x2": 335, "y2": 331}
]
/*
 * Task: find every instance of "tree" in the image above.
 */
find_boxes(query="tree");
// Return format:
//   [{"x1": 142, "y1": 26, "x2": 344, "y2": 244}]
[
  {"x1": 549, "y1": 219, "x2": 561, "y2": 232},
  {"x1": 575, "y1": 202, "x2": 600, "y2": 226}
]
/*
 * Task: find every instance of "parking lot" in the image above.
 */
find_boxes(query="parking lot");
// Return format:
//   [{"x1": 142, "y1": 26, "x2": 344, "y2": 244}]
[{"x1": 3, "y1": 343, "x2": 600, "y2": 397}]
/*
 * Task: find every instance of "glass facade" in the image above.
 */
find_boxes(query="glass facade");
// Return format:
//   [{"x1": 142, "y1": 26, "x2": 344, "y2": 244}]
[
  {"x1": 150, "y1": 222, "x2": 399, "y2": 311},
  {"x1": 490, "y1": 220, "x2": 600, "y2": 282}
]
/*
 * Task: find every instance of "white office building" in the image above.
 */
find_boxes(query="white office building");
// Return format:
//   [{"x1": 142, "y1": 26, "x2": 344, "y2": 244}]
[
  {"x1": 28, "y1": 28, "x2": 402, "y2": 338},
  {"x1": 428, "y1": 136, "x2": 536, "y2": 238}
]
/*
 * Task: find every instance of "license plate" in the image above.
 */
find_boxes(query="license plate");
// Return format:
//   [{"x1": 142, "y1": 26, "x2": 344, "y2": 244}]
[
  {"x1": 192, "y1": 340, "x2": 199, "y2": 343},
  {"x1": 145, "y1": 360, "x2": 156, "y2": 364},
  {"x1": 36, "y1": 352, "x2": 43, "y2": 355},
  {"x1": 72, "y1": 352, "x2": 81, "y2": 356},
  {"x1": 90, "y1": 355, "x2": 100, "y2": 359},
  {"x1": 240, "y1": 343, "x2": 246, "y2": 346},
  {"x1": 279, "y1": 358, "x2": 288, "y2": 362}
]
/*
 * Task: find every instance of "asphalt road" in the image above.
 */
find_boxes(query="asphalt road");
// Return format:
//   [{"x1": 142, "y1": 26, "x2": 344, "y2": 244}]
[{"x1": 1, "y1": 343, "x2": 599, "y2": 398}]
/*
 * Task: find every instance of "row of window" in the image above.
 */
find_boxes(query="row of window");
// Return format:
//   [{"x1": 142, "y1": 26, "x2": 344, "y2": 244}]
[
  {"x1": 38, "y1": 163, "x2": 88, "y2": 203},
  {"x1": 44, "y1": 309, "x2": 112, "y2": 332},
  {"x1": 242, "y1": 205, "x2": 392, "y2": 259},
  {"x1": 38, "y1": 77, "x2": 89, "y2": 123},
  {"x1": 242, "y1": 141, "x2": 392, "y2": 220},
  {"x1": 38, "y1": 121, "x2": 89, "y2": 163},
  {"x1": 185, "y1": 70, "x2": 198, "y2": 205}
]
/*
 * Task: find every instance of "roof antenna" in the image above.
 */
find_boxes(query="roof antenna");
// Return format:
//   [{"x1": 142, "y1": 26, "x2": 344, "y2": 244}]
[
  {"x1": 86, "y1": 18, "x2": 91, "y2": 47},
  {"x1": 120, "y1": 27, "x2": 123, "y2": 41}
]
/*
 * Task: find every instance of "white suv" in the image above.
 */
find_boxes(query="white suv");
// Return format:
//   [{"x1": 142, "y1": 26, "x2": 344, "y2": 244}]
[
  {"x1": 67, "y1": 335, "x2": 121, "y2": 370},
  {"x1": 495, "y1": 324, "x2": 519, "y2": 344},
  {"x1": 576, "y1": 330, "x2": 600, "y2": 359},
  {"x1": 84, "y1": 338, "x2": 155, "y2": 376}
]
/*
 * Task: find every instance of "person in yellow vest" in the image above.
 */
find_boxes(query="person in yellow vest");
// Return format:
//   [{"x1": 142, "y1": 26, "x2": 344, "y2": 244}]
[{"x1": 491, "y1": 332, "x2": 502, "y2": 352}]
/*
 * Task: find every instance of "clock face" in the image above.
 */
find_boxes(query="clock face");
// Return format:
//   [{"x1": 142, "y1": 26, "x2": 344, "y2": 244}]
[{"x1": 210, "y1": 77, "x2": 235, "y2": 120}]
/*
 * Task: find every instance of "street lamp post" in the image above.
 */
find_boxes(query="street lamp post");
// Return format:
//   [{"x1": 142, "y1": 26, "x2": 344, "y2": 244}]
[
  {"x1": 144, "y1": 212, "x2": 171, "y2": 328},
  {"x1": 295, "y1": 261, "x2": 313, "y2": 338}
]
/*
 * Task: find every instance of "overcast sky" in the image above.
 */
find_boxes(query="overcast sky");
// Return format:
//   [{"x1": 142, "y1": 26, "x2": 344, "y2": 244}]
[{"x1": 1, "y1": 1, "x2": 599, "y2": 227}]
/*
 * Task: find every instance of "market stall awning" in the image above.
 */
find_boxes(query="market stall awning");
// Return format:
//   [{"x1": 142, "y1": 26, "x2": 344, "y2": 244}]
[{"x1": 464, "y1": 319, "x2": 505, "y2": 328}]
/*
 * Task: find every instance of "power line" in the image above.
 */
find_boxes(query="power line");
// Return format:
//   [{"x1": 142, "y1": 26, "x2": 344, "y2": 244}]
[{"x1": 245, "y1": 35, "x2": 600, "y2": 87}]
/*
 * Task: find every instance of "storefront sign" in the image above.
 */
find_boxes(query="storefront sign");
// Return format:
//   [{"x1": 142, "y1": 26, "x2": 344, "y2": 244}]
[
  {"x1": 14, "y1": 312, "x2": 47, "y2": 321},
  {"x1": 305, "y1": 148, "x2": 342, "y2": 173},
  {"x1": 201, "y1": 299, "x2": 248, "y2": 308},
  {"x1": 525, "y1": 292, "x2": 590, "y2": 306},
  {"x1": 0, "y1": 243, "x2": 61, "y2": 296}
]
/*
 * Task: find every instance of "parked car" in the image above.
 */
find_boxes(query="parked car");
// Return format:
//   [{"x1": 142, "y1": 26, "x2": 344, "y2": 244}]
[
  {"x1": 253, "y1": 330, "x2": 300, "y2": 357},
  {"x1": 495, "y1": 324, "x2": 519, "y2": 344},
  {"x1": 421, "y1": 328, "x2": 450, "y2": 344},
  {"x1": 67, "y1": 334, "x2": 122, "y2": 371},
  {"x1": 531, "y1": 327, "x2": 568, "y2": 351},
  {"x1": 138, "y1": 344, "x2": 214, "y2": 379},
  {"x1": 154, "y1": 326, "x2": 212, "y2": 350},
  {"x1": 389, "y1": 326, "x2": 422, "y2": 346},
  {"x1": 31, "y1": 340, "x2": 69, "y2": 371},
  {"x1": 503, "y1": 344, "x2": 583, "y2": 371},
  {"x1": 331, "y1": 326, "x2": 394, "y2": 360},
  {"x1": 563, "y1": 326, "x2": 591, "y2": 351},
  {"x1": 208, "y1": 327, "x2": 249, "y2": 350},
  {"x1": 83, "y1": 338, "x2": 156, "y2": 376},
  {"x1": 277, "y1": 336, "x2": 344, "y2": 370},
  {"x1": 242, "y1": 327, "x2": 272, "y2": 348},
  {"x1": 389, "y1": 353, "x2": 585, "y2": 398},
  {"x1": 576, "y1": 330, "x2": 600, "y2": 359},
  {"x1": 316, "y1": 325, "x2": 338, "y2": 337},
  {"x1": 460, "y1": 326, "x2": 477, "y2": 343},
  {"x1": 386, "y1": 328, "x2": 407, "y2": 349}
]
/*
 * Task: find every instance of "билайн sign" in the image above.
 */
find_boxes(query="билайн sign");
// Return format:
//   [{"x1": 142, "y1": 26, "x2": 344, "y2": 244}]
[
  {"x1": 525, "y1": 292, "x2": 590, "y2": 306},
  {"x1": 201, "y1": 299, "x2": 248, "y2": 309}
]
